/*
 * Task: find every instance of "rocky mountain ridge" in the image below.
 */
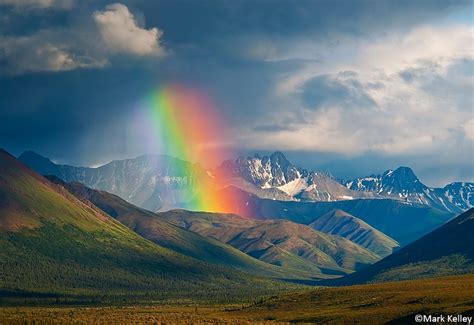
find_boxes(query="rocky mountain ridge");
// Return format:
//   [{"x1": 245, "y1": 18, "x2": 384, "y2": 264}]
[
  {"x1": 18, "y1": 150, "x2": 473, "y2": 214},
  {"x1": 344, "y1": 167, "x2": 473, "y2": 213}
]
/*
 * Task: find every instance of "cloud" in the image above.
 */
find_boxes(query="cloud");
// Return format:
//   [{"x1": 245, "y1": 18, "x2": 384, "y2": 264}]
[
  {"x1": 464, "y1": 119, "x2": 474, "y2": 141},
  {"x1": 301, "y1": 74, "x2": 376, "y2": 110},
  {"x1": 239, "y1": 24, "x2": 474, "y2": 158},
  {"x1": 0, "y1": 0, "x2": 472, "y2": 185},
  {"x1": 0, "y1": 32, "x2": 106, "y2": 74},
  {"x1": 93, "y1": 3, "x2": 166, "y2": 56},
  {"x1": 0, "y1": 3, "x2": 166, "y2": 74},
  {"x1": 0, "y1": 0, "x2": 74, "y2": 10}
]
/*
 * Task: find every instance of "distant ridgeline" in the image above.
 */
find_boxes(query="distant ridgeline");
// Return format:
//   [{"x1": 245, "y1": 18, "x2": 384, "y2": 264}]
[
  {"x1": 19, "y1": 150, "x2": 464, "y2": 246},
  {"x1": 19, "y1": 150, "x2": 473, "y2": 214}
]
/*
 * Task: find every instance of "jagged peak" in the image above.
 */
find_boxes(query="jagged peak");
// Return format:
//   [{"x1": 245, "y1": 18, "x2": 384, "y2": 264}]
[
  {"x1": 235, "y1": 151, "x2": 292, "y2": 166},
  {"x1": 270, "y1": 151, "x2": 288, "y2": 161},
  {"x1": 388, "y1": 166, "x2": 419, "y2": 182}
]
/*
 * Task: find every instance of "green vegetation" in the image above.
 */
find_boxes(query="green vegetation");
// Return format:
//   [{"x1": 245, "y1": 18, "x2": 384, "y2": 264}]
[
  {"x1": 0, "y1": 150, "x2": 301, "y2": 304},
  {"x1": 373, "y1": 255, "x2": 474, "y2": 282},
  {"x1": 0, "y1": 222, "x2": 297, "y2": 304},
  {"x1": 51, "y1": 178, "x2": 322, "y2": 280},
  {"x1": 226, "y1": 274, "x2": 474, "y2": 324},
  {"x1": 2, "y1": 275, "x2": 473, "y2": 324}
]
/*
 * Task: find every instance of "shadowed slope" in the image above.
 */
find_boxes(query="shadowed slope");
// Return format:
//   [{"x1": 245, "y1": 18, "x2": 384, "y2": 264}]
[
  {"x1": 340, "y1": 208, "x2": 474, "y2": 284},
  {"x1": 309, "y1": 209, "x2": 399, "y2": 257}
]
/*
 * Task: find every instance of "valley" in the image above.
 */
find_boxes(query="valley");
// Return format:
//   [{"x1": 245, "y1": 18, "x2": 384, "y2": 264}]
[
  {"x1": 2, "y1": 2, "x2": 473, "y2": 322},
  {"x1": 2, "y1": 274, "x2": 473, "y2": 324}
]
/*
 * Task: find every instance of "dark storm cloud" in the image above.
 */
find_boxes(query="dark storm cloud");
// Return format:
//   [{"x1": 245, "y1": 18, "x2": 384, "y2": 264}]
[
  {"x1": 0, "y1": 0, "x2": 472, "y2": 184},
  {"x1": 0, "y1": 67, "x2": 154, "y2": 164},
  {"x1": 132, "y1": 0, "x2": 468, "y2": 42},
  {"x1": 2, "y1": 1, "x2": 468, "y2": 59}
]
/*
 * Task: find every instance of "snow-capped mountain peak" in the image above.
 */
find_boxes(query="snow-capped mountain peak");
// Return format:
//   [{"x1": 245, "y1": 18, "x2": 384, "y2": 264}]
[
  {"x1": 232, "y1": 151, "x2": 301, "y2": 188},
  {"x1": 345, "y1": 167, "x2": 473, "y2": 213},
  {"x1": 219, "y1": 152, "x2": 371, "y2": 202}
]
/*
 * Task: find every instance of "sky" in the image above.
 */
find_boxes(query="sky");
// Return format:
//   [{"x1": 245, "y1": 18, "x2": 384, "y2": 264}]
[{"x1": 0, "y1": 0, "x2": 473, "y2": 187}]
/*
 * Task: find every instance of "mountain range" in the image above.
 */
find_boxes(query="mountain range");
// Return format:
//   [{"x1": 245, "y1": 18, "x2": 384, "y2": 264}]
[
  {"x1": 219, "y1": 152, "x2": 472, "y2": 214},
  {"x1": 45, "y1": 176, "x2": 385, "y2": 279},
  {"x1": 0, "y1": 149, "x2": 295, "y2": 302},
  {"x1": 344, "y1": 167, "x2": 473, "y2": 213},
  {"x1": 1, "y1": 147, "x2": 473, "y2": 305},
  {"x1": 18, "y1": 150, "x2": 461, "y2": 247},
  {"x1": 19, "y1": 151, "x2": 473, "y2": 216},
  {"x1": 18, "y1": 151, "x2": 208, "y2": 212}
]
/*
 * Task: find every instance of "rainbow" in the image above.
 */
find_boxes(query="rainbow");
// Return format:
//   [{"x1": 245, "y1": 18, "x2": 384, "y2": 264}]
[{"x1": 147, "y1": 85, "x2": 240, "y2": 213}]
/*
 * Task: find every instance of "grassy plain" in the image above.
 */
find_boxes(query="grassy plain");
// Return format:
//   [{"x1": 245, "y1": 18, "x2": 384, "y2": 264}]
[{"x1": 2, "y1": 274, "x2": 473, "y2": 324}]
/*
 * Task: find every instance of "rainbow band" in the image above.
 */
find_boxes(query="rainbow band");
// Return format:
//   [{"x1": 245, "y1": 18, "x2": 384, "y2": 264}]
[{"x1": 148, "y1": 85, "x2": 236, "y2": 212}]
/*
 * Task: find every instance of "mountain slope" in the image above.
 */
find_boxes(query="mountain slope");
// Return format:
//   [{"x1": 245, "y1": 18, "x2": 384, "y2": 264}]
[
  {"x1": 340, "y1": 208, "x2": 474, "y2": 284},
  {"x1": 0, "y1": 149, "x2": 291, "y2": 302},
  {"x1": 434, "y1": 182, "x2": 474, "y2": 212},
  {"x1": 345, "y1": 167, "x2": 473, "y2": 213},
  {"x1": 308, "y1": 209, "x2": 399, "y2": 257},
  {"x1": 45, "y1": 176, "x2": 313, "y2": 280},
  {"x1": 18, "y1": 151, "x2": 199, "y2": 212},
  {"x1": 159, "y1": 210, "x2": 380, "y2": 277},
  {"x1": 215, "y1": 186, "x2": 453, "y2": 245}
]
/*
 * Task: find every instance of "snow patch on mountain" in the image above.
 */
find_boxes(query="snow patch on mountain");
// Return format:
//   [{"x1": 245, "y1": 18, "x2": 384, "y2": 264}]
[
  {"x1": 345, "y1": 167, "x2": 474, "y2": 213},
  {"x1": 277, "y1": 177, "x2": 308, "y2": 196}
]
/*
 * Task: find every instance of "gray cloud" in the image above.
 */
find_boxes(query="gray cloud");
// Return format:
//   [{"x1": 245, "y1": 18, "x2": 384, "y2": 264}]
[
  {"x1": 0, "y1": 30, "x2": 106, "y2": 74},
  {"x1": 0, "y1": 3, "x2": 166, "y2": 74}
]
